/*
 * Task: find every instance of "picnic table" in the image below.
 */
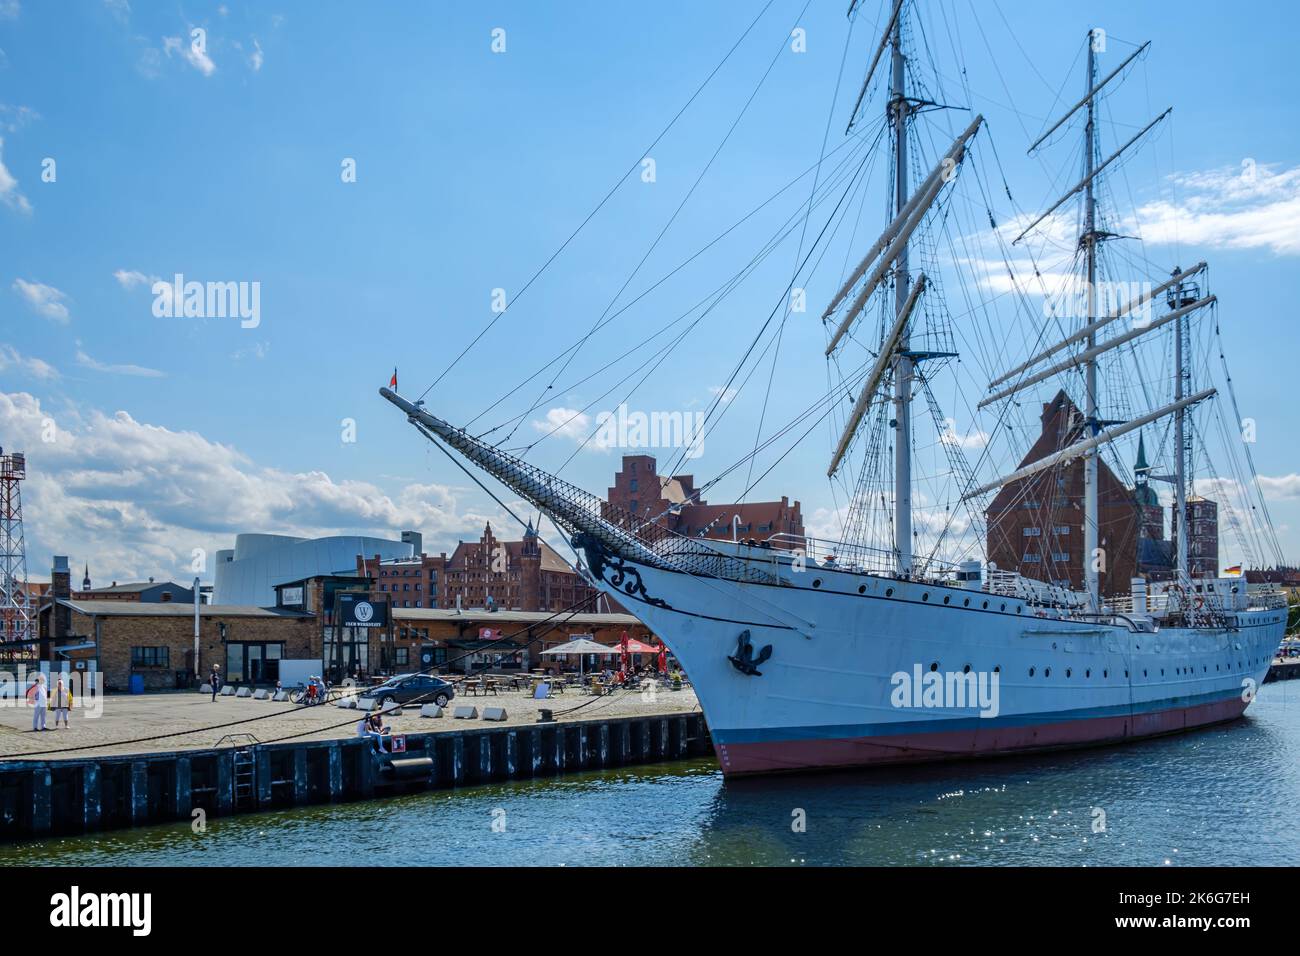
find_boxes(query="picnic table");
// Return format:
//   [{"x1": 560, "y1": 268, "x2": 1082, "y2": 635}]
[{"x1": 462, "y1": 678, "x2": 500, "y2": 697}]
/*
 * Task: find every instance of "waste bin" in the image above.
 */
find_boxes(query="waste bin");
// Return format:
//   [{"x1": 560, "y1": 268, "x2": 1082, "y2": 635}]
[{"x1": 129, "y1": 674, "x2": 145, "y2": 695}]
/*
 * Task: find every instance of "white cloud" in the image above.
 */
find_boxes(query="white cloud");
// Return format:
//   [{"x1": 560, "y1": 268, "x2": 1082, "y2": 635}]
[
  {"x1": 0, "y1": 344, "x2": 57, "y2": 380},
  {"x1": 532, "y1": 407, "x2": 591, "y2": 441},
  {"x1": 12, "y1": 278, "x2": 70, "y2": 322},
  {"x1": 1258, "y1": 474, "x2": 1300, "y2": 500},
  {"x1": 248, "y1": 39, "x2": 263, "y2": 72},
  {"x1": 112, "y1": 268, "x2": 152, "y2": 289},
  {"x1": 0, "y1": 1, "x2": 18, "y2": 21},
  {"x1": 0, "y1": 104, "x2": 38, "y2": 133},
  {"x1": 0, "y1": 137, "x2": 32, "y2": 214},
  {"x1": 1134, "y1": 163, "x2": 1300, "y2": 256},
  {"x1": 75, "y1": 347, "x2": 165, "y2": 378},
  {"x1": 0, "y1": 390, "x2": 508, "y2": 586},
  {"x1": 708, "y1": 385, "x2": 738, "y2": 404},
  {"x1": 163, "y1": 35, "x2": 216, "y2": 77},
  {"x1": 939, "y1": 417, "x2": 990, "y2": 451}
]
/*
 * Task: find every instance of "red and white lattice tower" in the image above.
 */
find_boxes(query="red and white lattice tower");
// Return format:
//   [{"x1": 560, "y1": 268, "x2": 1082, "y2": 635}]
[{"x1": 0, "y1": 448, "x2": 35, "y2": 652}]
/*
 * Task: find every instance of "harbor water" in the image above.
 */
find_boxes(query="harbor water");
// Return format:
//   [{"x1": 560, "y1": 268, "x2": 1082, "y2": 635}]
[{"x1": 4, "y1": 682, "x2": 1297, "y2": 866}]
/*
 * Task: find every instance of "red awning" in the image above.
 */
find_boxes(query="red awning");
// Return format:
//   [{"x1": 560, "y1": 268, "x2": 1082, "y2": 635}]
[{"x1": 621, "y1": 638, "x2": 659, "y2": 654}]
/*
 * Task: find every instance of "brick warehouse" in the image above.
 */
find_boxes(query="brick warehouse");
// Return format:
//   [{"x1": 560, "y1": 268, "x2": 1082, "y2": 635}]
[
  {"x1": 986, "y1": 390, "x2": 1140, "y2": 596},
  {"x1": 357, "y1": 521, "x2": 610, "y2": 613},
  {"x1": 606, "y1": 454, "x2": 804, "y2": 544},
  {"x1": 36, "y1": 565, "x2": 653, "y2": 690}
]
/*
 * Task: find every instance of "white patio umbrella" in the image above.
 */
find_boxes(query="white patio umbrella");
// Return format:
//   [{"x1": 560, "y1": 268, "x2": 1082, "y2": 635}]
[{"x1": 541, "y1": 638, "x2": 618, "y2": 678}]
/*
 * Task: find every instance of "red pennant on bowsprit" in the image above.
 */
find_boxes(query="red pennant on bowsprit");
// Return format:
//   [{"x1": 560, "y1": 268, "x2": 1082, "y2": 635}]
[{"x1": 389, "y1": 367, "x2": 398, "y2": 389}]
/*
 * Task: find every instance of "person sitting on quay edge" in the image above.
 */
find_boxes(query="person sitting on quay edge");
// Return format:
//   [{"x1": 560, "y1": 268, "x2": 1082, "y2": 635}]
[
  {"x1": 51, "y1": 676, "x2": 73, "y2": 728},
  {"x1": 368, "y1": 712, "x2": 392, "y2": 753}
]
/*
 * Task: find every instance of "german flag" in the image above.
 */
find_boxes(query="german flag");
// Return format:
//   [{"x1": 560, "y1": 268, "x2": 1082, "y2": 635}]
[{"x1": 1225, "y1": 564, "x2": 1242, "y2": 576}]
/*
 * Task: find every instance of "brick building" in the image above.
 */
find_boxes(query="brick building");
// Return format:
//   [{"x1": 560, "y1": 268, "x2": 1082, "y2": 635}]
[
  {"x1": 605, "y1": 454, "x2": 804, "y2": 545},
  {"x1": 985, "y1": 390, "x2": 1139, "y2": 596},
  {"x1": 1173, "y1": 496, "x2": 1220, "y2": 578},
  {"x1": 71, "y1": 579, "x2": 196, "y2": 603},
  {"x1": 357, "y1": 521, "x2": 607, "y2": 614},
  {"x1": 36, "y1": 561, "x2": 651, "y2": 690}
]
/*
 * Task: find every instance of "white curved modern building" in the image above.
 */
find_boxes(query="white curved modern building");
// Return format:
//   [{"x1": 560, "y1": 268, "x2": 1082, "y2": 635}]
[{"x1": 213, "y1": 532, "x2": 416, "y2": 606}]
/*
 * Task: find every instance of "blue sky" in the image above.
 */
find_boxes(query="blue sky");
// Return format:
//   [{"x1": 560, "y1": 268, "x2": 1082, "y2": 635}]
[{"x1": 1, "y1": 0, "x2": 1297, "y2": 586}]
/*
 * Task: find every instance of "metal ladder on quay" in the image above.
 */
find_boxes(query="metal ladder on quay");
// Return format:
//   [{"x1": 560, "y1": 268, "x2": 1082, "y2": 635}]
[{"x1": 216, "y1": 734, "x2": 260, "y2": 810}]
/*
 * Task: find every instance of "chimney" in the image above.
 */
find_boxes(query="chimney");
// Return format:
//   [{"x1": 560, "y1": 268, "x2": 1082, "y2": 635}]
[{"x1": 51, "y1": 556, "x2": 71, "y2": 641}]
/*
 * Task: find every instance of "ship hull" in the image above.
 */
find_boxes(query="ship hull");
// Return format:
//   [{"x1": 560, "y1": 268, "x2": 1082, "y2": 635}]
[{"x1": 587, "y1": 547, "x2": 1284, "y2": 776}]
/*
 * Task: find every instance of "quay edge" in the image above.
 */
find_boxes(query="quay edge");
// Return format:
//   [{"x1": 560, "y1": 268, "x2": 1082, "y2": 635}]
[{"x1": 0, "y1": 712, "x2": 712, "y2": 843}]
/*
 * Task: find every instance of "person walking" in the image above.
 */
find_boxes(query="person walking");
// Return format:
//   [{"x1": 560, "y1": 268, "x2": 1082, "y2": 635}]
[
  {"x1": 51, "y1": 676, "x2": 73, "y2": 728},
  {"x1": 29, "y1": 673, "x2": 48, "y2": 731},
  {"x1": 210, "y1": 664, "x2": 221, "y2": 702}
]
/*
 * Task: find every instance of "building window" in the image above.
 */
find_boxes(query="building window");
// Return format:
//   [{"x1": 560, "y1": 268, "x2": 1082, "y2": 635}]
[
  {"x1": 1054, "y1": 525, "x2": 1070, "y2": 535},
  {"x1": 395, "y1": 647, "x2": 409, "y2": 666},
  {"x1": 131, "y1": 646, "x2": 169, "y2": 668},
  {"x1": 1022, "y1": 554, "x2": 1041, "y2": 563},
  {"x1": 1023, "y1": 527, "x2": 1041, "y2": 536},
  {"x1": 630, "y1": 478, "x2": 639, "y2": 492}
]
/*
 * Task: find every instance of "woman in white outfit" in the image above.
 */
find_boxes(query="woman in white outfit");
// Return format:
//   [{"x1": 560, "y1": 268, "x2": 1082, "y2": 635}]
[{"x1": 30, "y1": 673, "x2": 48, "y2": 731}]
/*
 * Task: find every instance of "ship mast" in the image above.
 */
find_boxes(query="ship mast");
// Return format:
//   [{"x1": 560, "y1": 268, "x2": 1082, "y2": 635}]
[
  {"x1": 1082, "y1": 31, "x2": 1101, "y2": 609},
  {"x1": 1173, "y1": 270, "x2": 1189, "y2": 578},
  {"x1": 889, "y1": 10, "x2": 914, "y2": 577}
]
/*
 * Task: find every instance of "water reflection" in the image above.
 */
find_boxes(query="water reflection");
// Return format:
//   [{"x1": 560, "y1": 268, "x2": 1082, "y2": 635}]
[{"x1": 2, "y1": 684, "x2": 1294, "y2": 867}]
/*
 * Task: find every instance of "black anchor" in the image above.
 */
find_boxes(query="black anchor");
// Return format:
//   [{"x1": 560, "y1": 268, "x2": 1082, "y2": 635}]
[{"x1": 727, "y1": 629, "x2": 773, "y2": 677}]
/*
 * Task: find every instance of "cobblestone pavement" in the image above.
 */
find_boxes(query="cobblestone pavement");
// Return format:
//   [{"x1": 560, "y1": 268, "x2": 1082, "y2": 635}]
[{"x1": 0, "y1": 683, "x2": 702, "y2": 761}]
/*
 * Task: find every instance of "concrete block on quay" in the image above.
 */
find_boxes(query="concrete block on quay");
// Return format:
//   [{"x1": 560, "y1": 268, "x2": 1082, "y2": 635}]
[
  {"x1": 236, "y1": 687, "x2": 252, "y2": 698},
  {"x1": 419, "y1": 704, "x2": 444, "y2": 718},
  {"x1": 482, "y1": 707, "x2": 508, "y2": 722},
  {"x1": 220, "y1": 685, "x2": 235, "y2": 696},
  {"x1": 252, "y1": 689, "x2": 270, "y2": 700},
  {"x1": 452, "y1": 706, "x2": 478, "y2": 719}
]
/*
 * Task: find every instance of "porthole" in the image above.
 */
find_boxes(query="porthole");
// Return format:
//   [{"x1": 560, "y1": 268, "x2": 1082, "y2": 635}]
[
  {"x1": 1029, "y1": 666, "x2": 1036, "y2": 677},
  {"x1": 1000, "y1": 603, "x2": 1006, "y2": 612},
  {"x1": 922, "y1": 592, "x2": 930, "y2": 601},
  {"x1": 1017, "y1": 606, "x2": 1023, "y2": 614},
  {"x1": 858, "y1": 585, "x2": 866, "y2": 594},
  {"x1": 812, "y1": 578, "x2": 822, "y2": 589},
  {"x1": 1160, "y1": 669, "x2": 1165, "y2": 676},
  {"x1": 1044, "y1": 667, "x2": 1052, "y2": 677},
  {"x1": 929, "y1": 662, "x2": 939, "y2": 673},
  {"x1": 1125, "y1": 670, "x2": 1129, "y2": 678},
  {"x1": 943, "y1": 595, "x2": 950, "y2": 605},
  {"x1": 1143, "y1": 669, "x2": 1148, "y2": 677},
  {"x1": 962, "y1": 663, "x2": 971, "y2": 674},
  {"x1": 993, "y1": 665, "x2": 1001, "y2": 673},
  {"x1": 1065, "y1": 668, "x2": 1072, "y2": 678},
  {"x1": 1085, "y1": 669, "x2": 1091, "y2": 678},
  {"x1": 886, "y1": 588, "x2": 894, "y2": 597},
  {"x1": 1103, "y1": 669, "x2": 1108, "y2": 678},
  {"x1": 963, "y1": 598, "x2": 970, "y2": 607},
  {"x1": 982, "y1": 600, "x2": 989, "y2": 609}
]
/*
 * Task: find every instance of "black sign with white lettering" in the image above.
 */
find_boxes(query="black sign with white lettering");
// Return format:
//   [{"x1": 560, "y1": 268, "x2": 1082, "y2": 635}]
[{"x1": 337, "y1": 593, "x2": 387, "y2": 628}]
